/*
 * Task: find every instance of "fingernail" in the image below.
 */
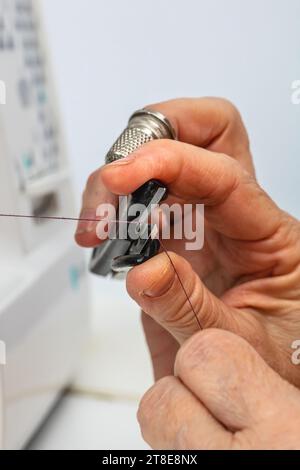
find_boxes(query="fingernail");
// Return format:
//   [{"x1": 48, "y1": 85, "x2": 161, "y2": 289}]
[
  {"x1": 76, "y1": 209, "x2": 97, "y2": 235},
  {"x1": 106, "y1": 153, "x2": 137, "y2": 167},
  {"x1": 143, "y1": 264, "x2": 175, "y2": 298}
]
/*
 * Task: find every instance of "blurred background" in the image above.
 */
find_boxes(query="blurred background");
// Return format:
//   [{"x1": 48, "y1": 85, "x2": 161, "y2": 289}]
[{"x1": 1, "y1": 0, "x2": 299, "y2": 450}]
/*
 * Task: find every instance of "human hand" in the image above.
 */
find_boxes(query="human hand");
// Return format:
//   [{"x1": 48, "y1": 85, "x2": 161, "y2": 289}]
[
  {"x1": 75, "y1": 98, "x2": 300, "y2": 386},
  {"x1": 138, "y1": 329, "x2": 300, "y2": 450}
]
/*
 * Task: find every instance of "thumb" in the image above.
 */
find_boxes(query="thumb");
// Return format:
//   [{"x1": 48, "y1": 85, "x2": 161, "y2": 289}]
[
  {"x1": 126, "y1": 251, "x2": 249, "y2": 344},
  {"x1": 175, "y1": 329, "x2": 300, "y2": 444}
]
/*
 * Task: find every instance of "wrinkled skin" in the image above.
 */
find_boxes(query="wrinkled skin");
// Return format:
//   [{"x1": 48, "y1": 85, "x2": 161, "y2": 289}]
[
  {"x1": 138, "y1": 329, "x2": 300, "y2": 450},
  {"x1": 76, "y1": 97, "x2": 300, "y2": 386},
  {"x1": 76, "y1": 98, "x2": 300, "y2": 449}
]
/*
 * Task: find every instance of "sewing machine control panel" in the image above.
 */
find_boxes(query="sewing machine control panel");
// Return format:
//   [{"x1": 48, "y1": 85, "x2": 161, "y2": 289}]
[
  {"x1": 0, "y1": 0, "x2": 65, "y2": 187},
  {"x1": 0, "y1": 0, "x2": 73, "y2": 251}
]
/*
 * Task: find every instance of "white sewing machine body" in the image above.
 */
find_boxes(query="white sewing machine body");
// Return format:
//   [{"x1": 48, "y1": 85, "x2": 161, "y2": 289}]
[{"x1": 0, "y1": 0, "x2": 89, "y2": 449}]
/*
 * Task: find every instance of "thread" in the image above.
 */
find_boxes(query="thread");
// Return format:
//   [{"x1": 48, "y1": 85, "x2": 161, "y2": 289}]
[
  {"x1": 0, "y1": 212, "x2": 202, "y2": 331},
  {"x1": 159, "y1": 238, "x2": 202, "y2": 331},
  {"x1": 0, "y1": 213, "x2": 102, "y2": 223}
]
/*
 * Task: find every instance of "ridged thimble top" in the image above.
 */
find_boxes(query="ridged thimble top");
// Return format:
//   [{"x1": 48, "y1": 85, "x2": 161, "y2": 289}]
[{"x1": 105, "y1": 109, "x2": 177, "y2": 164}]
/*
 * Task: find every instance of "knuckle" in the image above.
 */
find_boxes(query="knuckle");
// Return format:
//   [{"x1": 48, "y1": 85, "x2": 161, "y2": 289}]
[
  {"x1": 137, "y1": 376, "x2": 177, "y2": 426},
  {"x1": 176, "y1": 329, "x2": 236, "y2": 372},
  {"x1": 215, "y1": 97, "x2": 241, "y2": 121},
  {"x1": 200, "y1": 153, "x2": 242, "y2": 205},
  {"x1": 218, "y1": 153, "x2": 242, "y2": 178},
  {"x1": 86, "y1": 169, "x2": 100, "y2": 188},
  {"x1": 137, "y1": 389, "x2": 154, "y2": 427}
]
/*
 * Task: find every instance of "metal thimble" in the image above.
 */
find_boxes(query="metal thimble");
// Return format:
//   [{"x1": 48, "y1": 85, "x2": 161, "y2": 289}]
[{"x1": 105, "y1": 109, "x2": 177, "y2": 164}]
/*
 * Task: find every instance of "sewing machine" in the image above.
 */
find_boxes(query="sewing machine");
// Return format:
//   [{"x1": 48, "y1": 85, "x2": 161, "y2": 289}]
[{"x1": 0, "y1": 0, "x2": 89, "y2": 449}]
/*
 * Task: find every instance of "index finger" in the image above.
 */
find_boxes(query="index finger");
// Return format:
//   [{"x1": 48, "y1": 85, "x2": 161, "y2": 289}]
[
  {"x1": 146, "y1": 97, "x2": 254, "y2": 174},
  {"x1": 100, "y1": 140, "x2": 282, "y2": 241}
]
